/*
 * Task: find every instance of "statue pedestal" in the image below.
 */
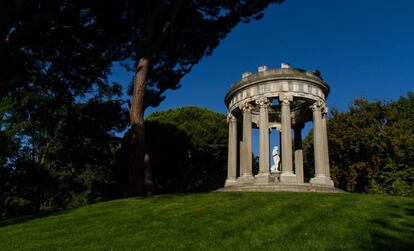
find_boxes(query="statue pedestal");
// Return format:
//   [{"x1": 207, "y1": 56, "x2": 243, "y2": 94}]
[
  {"x1": 270, "y1": 170, "x2": 281, "y2": 183},
  {"x1": 270, "y1": 164, "x2": 279, "y2": 173}
]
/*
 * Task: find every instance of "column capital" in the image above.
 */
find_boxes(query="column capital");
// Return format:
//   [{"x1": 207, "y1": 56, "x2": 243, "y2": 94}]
[
  {"x1": 255, "y1": 96, "x2": 271, "y2": 108},
  {"x1": 275, "y1": 124, "x2": 282, "y2": 132},
  {"x1": 279, "y1": 95, "x2": 293, "y2": 105},
  {"x1": 311, "y1": 100, "x2": 325, "y2": 112},
  {"x1": 242, "y1": 102, "x2": 254, "y2": 112},
  {"x1": 227, "y1": 112, "x2": 236, "y2": 123},
  {"x1": 322, "y1": 104, "x2": 328, "y2": 115}
]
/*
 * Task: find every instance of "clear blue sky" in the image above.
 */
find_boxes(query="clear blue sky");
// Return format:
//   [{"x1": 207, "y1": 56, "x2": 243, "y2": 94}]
[{"x1": 110, "y1": 0, "x2": 414, "y2": 153}]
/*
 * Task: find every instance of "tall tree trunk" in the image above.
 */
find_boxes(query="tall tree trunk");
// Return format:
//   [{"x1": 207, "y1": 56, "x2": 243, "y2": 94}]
[
  {"x1": 144, "y1": 152, "x2": 154, "y2": 194},
  {"x1": 129, "y1": 57, "x2": 151, "y2": 196},
  {"x1": 127, "y1": 1, "x2": 185, "y2": 196},
  {"x1": 0, "y1": 77, "x2": 5, "y2": 99}
]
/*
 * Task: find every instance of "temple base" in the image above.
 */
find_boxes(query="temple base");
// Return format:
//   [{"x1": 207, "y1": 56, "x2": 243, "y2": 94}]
[
  {"x1": 224, "y1": 178, "x2": 237, "y2": 187},
  {"x1": 238, "y1": 175, "x2": 254, "y2": 184},
  {"x1": 280, "y1": 172, "x2": 297, "y2": 184},
  {"x1": 254, "y1": 174, "x2": 275, "y2": 184},
  {"x1": 217, "y1": 183, "x2": 344, "y2": 193}
]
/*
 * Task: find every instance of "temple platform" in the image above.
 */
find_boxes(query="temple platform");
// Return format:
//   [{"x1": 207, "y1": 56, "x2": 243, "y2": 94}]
[{"x1": 217, "y1": 183, "x2": 344, "y2": 193}]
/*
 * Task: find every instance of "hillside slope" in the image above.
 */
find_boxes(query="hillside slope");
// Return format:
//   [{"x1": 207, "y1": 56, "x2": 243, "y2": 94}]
[{"x1": 1, "y1": 192, "x2": 413, "y2": 250}]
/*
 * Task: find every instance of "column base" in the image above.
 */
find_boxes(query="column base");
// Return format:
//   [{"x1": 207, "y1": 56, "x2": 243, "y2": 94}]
[
  {"x1": 238, "y1": 174, "x2": 254, "y2": 184},
  {"x1": 254, "y1": 174, "x2": 274, "y2": 184},
  {"x1": 296, "y1": 176, "x2": 305, "y2": 184},
  {"x1": 224, "y1": 178, "x2": 237, "y2": 187},
  {"x1": 280, "y1": 172, "x2": 297, "y2": 184},
  {"x1": 310, "y1": 175, "x2": 334, "y2": 187}
]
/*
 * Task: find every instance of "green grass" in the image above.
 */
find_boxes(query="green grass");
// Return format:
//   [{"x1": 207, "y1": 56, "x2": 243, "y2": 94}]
[{"x1": 1, "y1": 192, "x2": 413, "y2": 250}]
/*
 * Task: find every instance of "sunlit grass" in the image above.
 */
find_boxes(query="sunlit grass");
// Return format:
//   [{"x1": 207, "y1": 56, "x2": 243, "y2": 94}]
[{"x1": 1, "y1": 192, "x2": 413, "y2": 250}]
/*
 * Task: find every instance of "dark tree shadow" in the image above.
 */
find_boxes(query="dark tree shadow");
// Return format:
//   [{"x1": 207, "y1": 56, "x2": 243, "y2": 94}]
[
  {"x1": 146, "y1": 120, "x2": 227, "y2": 193},
  {"x1": 0, "y1": 209, "x2": 69, "y2": 228},
  {"x1": 115, "y1": 120, "x2": 227, "y2": 195},
  {"x1": 362, "y1": 200, "x2": 414, "y2": 251}
]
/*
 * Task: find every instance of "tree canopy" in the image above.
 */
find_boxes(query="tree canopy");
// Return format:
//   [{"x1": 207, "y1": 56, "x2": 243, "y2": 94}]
[
  {"x1": 304, "y1": 93, "x2": 414, "y2": 196},
  {"x1": 118, "y1": 0, "x2": 285, "y2": 195},
  {"x1": 0, "y1": 0, "x2": 287, "y2": 216},
  {"x1": 0, "y1": 0, "x2": 130, "y2": 216},
  {"x1": 144, "y1": 106, "x2": 228, "y2": 193}
]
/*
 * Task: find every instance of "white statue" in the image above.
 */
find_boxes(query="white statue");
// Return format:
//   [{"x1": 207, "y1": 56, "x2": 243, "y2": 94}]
[{"x1": 270, "y1": 146, "x2": 280, "y2": 173}]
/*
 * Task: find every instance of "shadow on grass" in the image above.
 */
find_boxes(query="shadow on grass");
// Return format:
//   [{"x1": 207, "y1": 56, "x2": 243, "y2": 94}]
[
  {"x1": 0, "y1": 192, "x2": 212, "y2": 228},
  {"x1": 364, "y1": 201, "x2": 414, "y2": 251},
  {"x1": 0, "y1": 209, "x2": 69, "y2": 228}
]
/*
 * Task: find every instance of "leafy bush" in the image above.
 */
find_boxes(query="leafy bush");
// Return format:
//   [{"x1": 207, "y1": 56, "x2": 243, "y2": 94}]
[
  {"x1": 145, "y1": 106, "x2": 228, "y2": 193},
  {"x1": 304, "y1": 93, "x2": 414, "y2": 196}
]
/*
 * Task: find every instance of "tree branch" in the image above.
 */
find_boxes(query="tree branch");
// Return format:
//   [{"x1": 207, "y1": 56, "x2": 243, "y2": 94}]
[
  {"x1": 148, "y1": 0, "x2": 186, "y2": 57},
  {"x1": 71, "y1": 35, "x2": 92, "y2": 50},
  {"x1": 49, "y1": 25, "x2": 77, "y2": 31},
  {"x1": 4, "y1": 27, "x2": 14, "y2": 45}
]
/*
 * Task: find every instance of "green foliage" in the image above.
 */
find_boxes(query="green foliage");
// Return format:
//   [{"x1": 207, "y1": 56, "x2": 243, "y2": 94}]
[
  {"x1": 0, "y1": 0, "x2": 126, "y2": 99},
  {"x1": 92, "y1": 0, "x2": 286, "y2": 195},
  {"x1": 0, "y1": 193, "x2": 413, "y2": 250},
  {"x1": 147, "y1": 107, "x2": 228, "y2": 148},
  {"x1": 253, "y1": 154, "x2": 260, "y2": 175},
  {"x1": 119, "y1": 0, "x2": 285, "y2": 108},
  {"x1": 302, "y1": 133, "x2": 315, "y2": 182},
  {"x1": 1, "y1": 0, "x2": 286, "y2": 212},
  {"x1": 0, "y1": 98, "x2": 129, "y2": 217},
  {"x1": 144, "y1": 107, "x2": 228, "y2": 192},
  {"x1": 0, "y1": 0, "x2": 131, "y2": 217},
  {"x1": 305, "y1": 93, "x2": 414, "y2": 196}
]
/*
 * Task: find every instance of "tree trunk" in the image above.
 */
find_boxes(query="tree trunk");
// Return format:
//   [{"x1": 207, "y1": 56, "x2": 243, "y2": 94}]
[
  {"x1": 127, "y1": 1, "x2": 185, "y2": 196},
  {"x1": 0, "y1": 78, "x2": 5, "y2": 99},
  {"x1": 144, "y1": 152, "x2": 154, "y2": 194},
  {"x1": 129, "y1": 57, "x2": 153, "y2": 196}
]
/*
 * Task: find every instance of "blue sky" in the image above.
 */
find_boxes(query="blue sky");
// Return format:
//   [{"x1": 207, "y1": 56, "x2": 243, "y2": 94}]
[{"x1": 109, "y1": 0, "x2": 414, "y2": 153}]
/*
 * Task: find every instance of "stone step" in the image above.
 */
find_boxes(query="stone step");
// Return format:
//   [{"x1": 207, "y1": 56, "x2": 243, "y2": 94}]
[{"x1": 217, "y1": 184, "x2": 344, "y2": 193}]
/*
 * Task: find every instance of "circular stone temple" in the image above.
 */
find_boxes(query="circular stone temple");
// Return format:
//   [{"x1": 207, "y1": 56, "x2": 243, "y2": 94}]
[{"x1": 222, "y1": 63, "x2": 340, "y2": 192}]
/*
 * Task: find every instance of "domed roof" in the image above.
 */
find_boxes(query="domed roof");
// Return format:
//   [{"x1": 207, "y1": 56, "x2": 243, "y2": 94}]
[{"x1": 225, "y1": 64, "x2": 330, "y2": 107}]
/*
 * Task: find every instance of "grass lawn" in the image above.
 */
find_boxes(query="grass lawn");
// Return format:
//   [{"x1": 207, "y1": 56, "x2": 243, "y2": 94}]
[{"x1": 0, "y1": 192, "x2": 413, "y2": 250}]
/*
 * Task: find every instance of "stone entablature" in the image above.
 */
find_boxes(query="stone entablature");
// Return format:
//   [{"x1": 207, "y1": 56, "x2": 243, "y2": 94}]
[
  {"x1": 225, "y1": 68, "x2": 329, "y2": 112},
  {"x1": 224, "y1": 63, "x2": 335, "y2": 189}
]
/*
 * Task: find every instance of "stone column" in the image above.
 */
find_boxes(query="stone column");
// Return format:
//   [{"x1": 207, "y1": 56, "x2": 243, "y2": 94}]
[
  {"x1": 240, "y1": 102, "x2": 253, "y2": 180},
  {"x1": 279, "y1": 130, "x2": 282, "y2": 158},
  {"x1": 322, "y1": 105, "x2": 334, "y2": 185},
  {"x1": 255, "y1": 97, "x2": 272, "y2": 183},
  {"x1": 310, "y1": 100, "x2": 334, "y2": 186},
  {"x1": 280, "y1": 96, "x2": 296, "y2": 183},
  {"x1": 225, "y1": 113, "x2": 237, "y2": 186},
  {"x1": 294, "y1": 124, "x2": 304, "y2": 183},
  {"x1": 239, "y1": 139, "x2": 243, "y2": 173}
]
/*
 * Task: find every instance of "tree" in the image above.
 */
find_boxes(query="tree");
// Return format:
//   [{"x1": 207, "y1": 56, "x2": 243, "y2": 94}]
[
  {"x1": 0, "y1": 0, "x2": 128, "y2": 99},
  {"x1": 1, "y1": 99, "x2": 129, "y2": 217},
  {"x1": 143, "y1": 106, "x2": 228, "y2": 193},
  {"x1": 122, "y1": 0, "x2": 285, "y2": 195},
  {"x1": 0, "y1": 0, "x2": 131, "y2": 216},
  {"x1": 303, "y1": 93, "x2": 414, "y2": 196},
  {"x1": 0, "y1": 0, "x2": 287, "y2": 206}
]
